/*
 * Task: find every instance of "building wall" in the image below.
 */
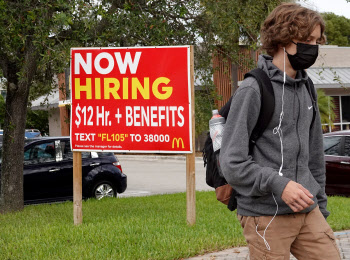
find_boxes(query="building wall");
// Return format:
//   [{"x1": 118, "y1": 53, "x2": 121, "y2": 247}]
[
  {"x1": 313, "y1": 46, "x2": 350, "y2": 68},
  {"x1": 323, "y1": 95, "x2": 350, "y2": 133},
  {"x1": 212, "y1": 46, "x2": 259, "y2": 109},
  {"x1": 48, "y1": 108, "x2": 61, "y2": 136},
  {"x1": 57, "y1": 73, "x2": 70, "y2": 136}
]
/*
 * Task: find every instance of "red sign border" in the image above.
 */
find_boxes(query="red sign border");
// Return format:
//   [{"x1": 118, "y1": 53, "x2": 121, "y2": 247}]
[{"x1": 69, "y1": 45, "x2": 193, "y2": 154}]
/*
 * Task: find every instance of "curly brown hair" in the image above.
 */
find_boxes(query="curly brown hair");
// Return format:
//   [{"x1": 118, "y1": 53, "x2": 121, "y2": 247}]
[{"x1": 260, "y1": 2, "x2": 326, "y2": 57}]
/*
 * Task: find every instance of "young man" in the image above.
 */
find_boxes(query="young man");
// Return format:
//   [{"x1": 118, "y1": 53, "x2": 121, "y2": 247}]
[{"x1": 219, "y1": 3, "x2": 341, "y2": 259}]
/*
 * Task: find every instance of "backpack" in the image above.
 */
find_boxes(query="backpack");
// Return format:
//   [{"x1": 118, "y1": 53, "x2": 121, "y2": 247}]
[{"x1": 202, "y1": 68, "x2": 317, "y2": 211}]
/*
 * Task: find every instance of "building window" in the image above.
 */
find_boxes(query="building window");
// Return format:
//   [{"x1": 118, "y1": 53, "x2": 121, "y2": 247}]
[
  {"x1": 323, "y1": 95, "x2": 350, "y2": 132},
  {"x1": 341, "y1": 96, "x2": 350, "y2": 130}
]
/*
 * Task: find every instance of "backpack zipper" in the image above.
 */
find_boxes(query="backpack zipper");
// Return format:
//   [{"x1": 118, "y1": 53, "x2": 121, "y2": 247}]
[
  {"x1": 295, "y1": 87, "x2": 302, "y2": 183},
  {"x1": 293, "y1": 85, "x2": 296, "y2": 121}
]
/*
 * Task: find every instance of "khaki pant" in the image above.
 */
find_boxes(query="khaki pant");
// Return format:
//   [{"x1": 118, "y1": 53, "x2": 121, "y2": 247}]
[{"x1": 238, "y1": 206, "x2": 341, "y2": 260}]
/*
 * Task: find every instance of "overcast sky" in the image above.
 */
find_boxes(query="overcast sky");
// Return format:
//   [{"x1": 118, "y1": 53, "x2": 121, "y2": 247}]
[{"x1": 297, "y1": 0, "x2": 350, "y2": 19}]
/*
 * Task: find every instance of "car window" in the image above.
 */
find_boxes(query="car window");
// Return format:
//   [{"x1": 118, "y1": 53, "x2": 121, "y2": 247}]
[
  {"x1": 61, "y1": 140, "x2": 73, "y2": 160},
  {"x1": 344, "y1": 137, "x2": 350, "y2": 157},
  {"x1": 24, "y1": 141, "x2": 56, "y2": 165},
  {"x1": 97, "y1": 152, "x2": 114, "y2": 157},
  {"x1": 323, "y1": 136, "x2": 342, "y2": 156},
  {"x1": 82, "y1": 151, "x2": 91, "y2": 159},
  {"x1": 61, "y1": 140, "x2": 91, "y2": 160}
]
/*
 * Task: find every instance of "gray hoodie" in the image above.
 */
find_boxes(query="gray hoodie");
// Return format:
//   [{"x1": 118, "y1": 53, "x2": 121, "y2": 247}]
[{"x1": 219, "y1": 55, "x2": 329, "y2": 218}]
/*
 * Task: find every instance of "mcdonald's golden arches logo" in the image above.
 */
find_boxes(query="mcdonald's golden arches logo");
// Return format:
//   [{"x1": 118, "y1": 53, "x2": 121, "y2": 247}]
[{"x1": 172, "y1": 137, "x2": 185, "y2": 149}]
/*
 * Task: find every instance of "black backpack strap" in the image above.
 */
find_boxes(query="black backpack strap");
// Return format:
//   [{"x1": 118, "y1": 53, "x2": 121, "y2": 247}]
[
  {"x1": 218, "y1": 96, "x2": 233, "y2": 120},
  {"x1": 244, "y1": 68, "x2": 275, "y2": 154},
  {"x1": 306, "y1": 77, "x2": 317, "y2": 129}
]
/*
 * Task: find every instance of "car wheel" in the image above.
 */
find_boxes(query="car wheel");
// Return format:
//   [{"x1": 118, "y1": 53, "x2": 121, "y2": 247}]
[{"x1": 92, "y1": 181, "x2": 116, "y2": 200}]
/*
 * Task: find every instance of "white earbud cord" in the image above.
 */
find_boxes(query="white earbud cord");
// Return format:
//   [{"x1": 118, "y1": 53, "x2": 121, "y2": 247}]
[
  {"x1": 255, "y1": 193, "x2": 279, "y2": 251},
  {"x1": 255, "y1": 48, "x2": 286, "y2": 251},
  {"x1": 273, "y1": 48, "x2": 286, "y2": 177}
]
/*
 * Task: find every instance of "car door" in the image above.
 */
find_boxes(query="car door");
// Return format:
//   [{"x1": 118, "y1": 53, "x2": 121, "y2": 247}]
[
  {"x1": 54, "y1": 139, "x2": 74, "y2": 197},
  {"x1": 333, "y1": 136, "x2": 350, "y2": 196},
  {"x1": 23, "y1": 140, "x2": 58, "y2": 200},
  {"x1": 324, "y1": 135, "x2": 344, "y2": 195},
  {"x1": 47, "y1": 139, "x2": 80, "y2": 198},
  {"x1": 58, "y1": 140, "x2": 100, "y2": 197}
]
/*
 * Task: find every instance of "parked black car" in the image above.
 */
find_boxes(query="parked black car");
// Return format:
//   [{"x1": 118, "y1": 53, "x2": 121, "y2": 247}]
[
  {"x1": 323, "y1": 130, "x2": 350, "y2": 197},
  {"x1": 0, "y1": 136, "x2": 127, "y2": 204}
]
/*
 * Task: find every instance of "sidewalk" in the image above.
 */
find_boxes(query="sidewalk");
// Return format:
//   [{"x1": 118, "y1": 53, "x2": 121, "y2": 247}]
[{"x1": 185, "y1": 230, "x2": 350, "y2": 260}]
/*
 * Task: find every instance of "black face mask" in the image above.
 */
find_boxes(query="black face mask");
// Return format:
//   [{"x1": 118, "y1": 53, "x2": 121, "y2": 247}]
[{"x1": 285, "y1": 41, "x2": 319, "y2": 70}]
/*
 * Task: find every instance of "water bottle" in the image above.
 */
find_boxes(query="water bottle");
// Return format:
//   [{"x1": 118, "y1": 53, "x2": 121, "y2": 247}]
[{"x1": 209, "y1": 109, "x2": 225, "y2": 152}]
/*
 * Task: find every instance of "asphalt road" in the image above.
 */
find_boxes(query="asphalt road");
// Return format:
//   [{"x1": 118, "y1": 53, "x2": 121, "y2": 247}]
[{"x1": 116, "y1": 155, "x2": 214, "y2": 198}]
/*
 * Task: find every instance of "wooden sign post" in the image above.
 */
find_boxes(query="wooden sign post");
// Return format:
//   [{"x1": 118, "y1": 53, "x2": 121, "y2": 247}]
[
  {"x1": 186, "y1": 45, "x2": 196, "y2": 226},
  {"x1": 73, "y1": 151, "x2": 82, "y2": 225}
]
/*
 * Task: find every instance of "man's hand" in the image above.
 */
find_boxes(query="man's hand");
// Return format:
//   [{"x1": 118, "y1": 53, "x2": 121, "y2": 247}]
[{"x1": 281, "y1": 181, "x2": 314, "y2": 212}]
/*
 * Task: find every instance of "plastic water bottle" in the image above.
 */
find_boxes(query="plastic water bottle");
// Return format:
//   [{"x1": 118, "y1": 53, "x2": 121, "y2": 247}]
[{"x1": 209, "y1": 109, "x2": 225, "y2": 152}]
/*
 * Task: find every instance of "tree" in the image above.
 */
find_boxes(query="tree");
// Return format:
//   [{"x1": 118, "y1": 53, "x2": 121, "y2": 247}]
[
  {"x1": 0, "y1": 0, "x2": 285, "y2": 213},
  {"x1": 322, "y1": 12, "x2": 350, "y2": 46},
  {"x1": 0, "y1": 0, "x2": 207, "y2": 213},
  {"x1": 26, "y1": 110, "x2": 49, "y2": 136},
  {"x1": 0, "y1": 1, "x2": 75, "y2": 212},
  {"x1": 0, "y1": 95, "x2": 5, "y2": 129}
]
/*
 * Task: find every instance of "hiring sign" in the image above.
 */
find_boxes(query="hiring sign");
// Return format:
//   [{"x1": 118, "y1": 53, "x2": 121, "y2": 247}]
[{"x1": 70, "y1": 46, "x2": 192, "y2": 153}]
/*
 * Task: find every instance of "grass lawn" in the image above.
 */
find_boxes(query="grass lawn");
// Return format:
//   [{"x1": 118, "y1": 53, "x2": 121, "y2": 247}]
[{"x1": 0, "y1": 191, "x2": 349, "y2": 260}]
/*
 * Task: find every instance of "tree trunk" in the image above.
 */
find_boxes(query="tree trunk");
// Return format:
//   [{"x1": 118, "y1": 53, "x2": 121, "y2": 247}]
[
  {"x1": 0, "y1": 42, "x2": 37, "y2": 214},
  {"x1": 0, "y1": 84, "x2": 29, "y2": 213}
]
